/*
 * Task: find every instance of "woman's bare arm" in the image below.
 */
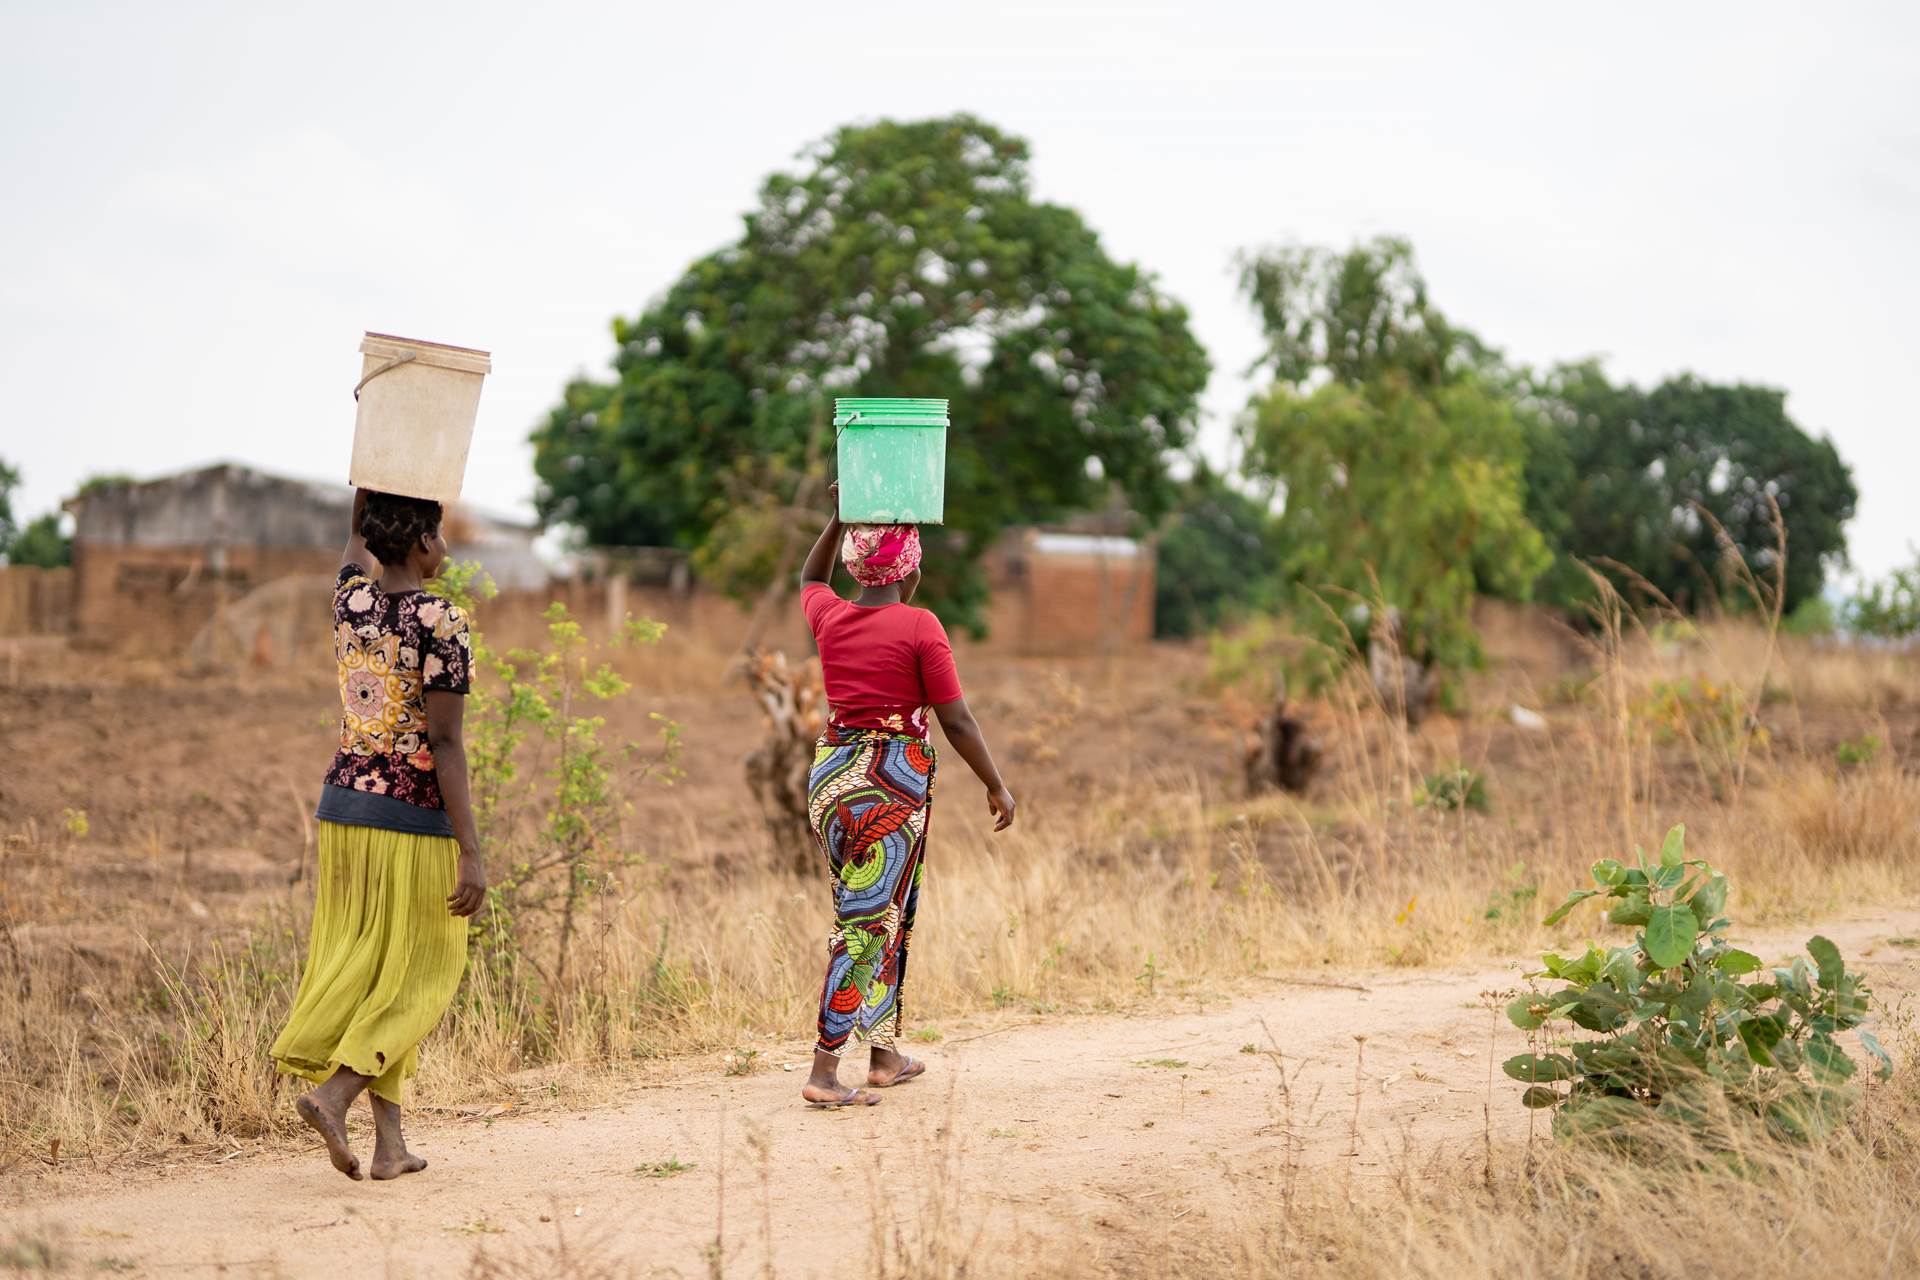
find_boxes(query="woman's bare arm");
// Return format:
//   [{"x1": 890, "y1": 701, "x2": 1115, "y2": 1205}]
[
  {"x1": 932, "y1": 696, "x2": 1015, "y2": 831},
  {"x1": 799, "y1": 482, "x2": 843, "y2": 585},
  {"x1": 343, "y1": 487, "x2": 377, "y2": 576},
  {"x1": 426, "y1": 689, "x2": 487, "y2": 916}
]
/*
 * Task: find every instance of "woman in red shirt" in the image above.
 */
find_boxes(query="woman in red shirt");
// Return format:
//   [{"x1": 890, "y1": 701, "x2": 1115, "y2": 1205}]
[{"x1": 796, "y1": 484, "x2": 1016, "y2": 1107}]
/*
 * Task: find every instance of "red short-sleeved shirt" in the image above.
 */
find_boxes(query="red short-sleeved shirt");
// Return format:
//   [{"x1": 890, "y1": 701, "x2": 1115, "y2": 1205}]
[{"x1": 802, "y1": 582, "x2": 963, "y2": 740}]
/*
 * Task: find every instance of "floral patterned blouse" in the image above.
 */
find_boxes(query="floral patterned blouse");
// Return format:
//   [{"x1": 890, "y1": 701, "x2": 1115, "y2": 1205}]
[{"x1": 322, "y1": 566, "x2": 472, "y2": 810}]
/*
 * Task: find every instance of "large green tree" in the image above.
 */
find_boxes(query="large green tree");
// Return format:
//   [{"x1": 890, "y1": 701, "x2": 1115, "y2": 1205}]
[
  {"x1": 1236, "y1": 238, "x2": 1551, "y2": 669},
  {"x1": 533, "y1": 115, "x2": 1210, "y2": 625},
  {"x1": 1523, "y1": 364, "x2": 1856, "y2": 613},
  {"x1": 1153, "y1": 466, "x2": 1285, "y2": 638}
]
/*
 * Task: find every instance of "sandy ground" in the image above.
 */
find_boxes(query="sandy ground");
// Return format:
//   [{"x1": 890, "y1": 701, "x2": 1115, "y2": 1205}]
[{"x1": 7, "y1": 909, "x2": 1917, "y2": 1279}]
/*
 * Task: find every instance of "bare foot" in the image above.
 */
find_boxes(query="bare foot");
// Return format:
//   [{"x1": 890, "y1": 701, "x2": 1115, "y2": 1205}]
[
  {"x1": 295, "y1": 1092, "x2": 362, "y2": 1180},
  {"x1": 370, "y1": 1150, "x2": 429, "y2": 1180},
  {"x1": 801, "y1": 1081, "x2": 881, "y2": 1107},
  {"x1": 368, "y1": 1094, "x2": 427, "y2": 1179},
  {"x1": 867, "y1": 1048, "x2": 926, "y2": 1088}
]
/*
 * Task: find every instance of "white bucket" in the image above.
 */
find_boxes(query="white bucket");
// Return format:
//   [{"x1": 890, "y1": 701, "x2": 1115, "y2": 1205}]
[{"x1": 348, "y1": 332, "x2": 491, "y2": 502}]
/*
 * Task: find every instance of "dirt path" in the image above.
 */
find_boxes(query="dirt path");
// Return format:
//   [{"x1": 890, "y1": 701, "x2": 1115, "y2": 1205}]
[{"x1": 9, "y1": 909, "x2": 1919, "y2": 1279}]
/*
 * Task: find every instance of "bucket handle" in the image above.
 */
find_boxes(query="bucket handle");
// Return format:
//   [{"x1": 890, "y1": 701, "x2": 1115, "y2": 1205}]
[
  {"x1": 353, "y1": 352, "x2": 417, "y2": 401},
  {"x1": 835, "y1": 411, "x2": 858, "y2": 437}
]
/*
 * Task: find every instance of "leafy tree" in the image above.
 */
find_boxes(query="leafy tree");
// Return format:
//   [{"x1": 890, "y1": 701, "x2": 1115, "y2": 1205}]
[
  {"x1": 1238, "y1": 234, "x2": 1489, "y2": 390},
  {"x1": 1846, "y1": 554, "x2": 1920, "y2": 639},
  {"x1": 1235, "y1": 238, "x2": 1551, "y2": 670},
  {"x1": 1523, "y1": 364, "x2": 1856, "y2": 615},
  {"x1": 8, "y1": 514, "x2": 70, "y2": 567},
  {"x1": 1153, "y1": 467, "x2": 1285, "y2": 638},
  {"x1": 532, "y1": 115, "x2": 1210, "y2": 628},
  {"x1": 0, "y1": 458, "x2": 72, "y2": 567}
]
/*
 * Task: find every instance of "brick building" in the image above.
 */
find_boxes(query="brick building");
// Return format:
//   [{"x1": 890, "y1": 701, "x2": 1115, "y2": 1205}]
[
  {"x1": 64, "y1": 463, "x2": 544, "y2": 655},
  {"x1": 983, "y1": 528, "x2": 1155, "y2": 654}
]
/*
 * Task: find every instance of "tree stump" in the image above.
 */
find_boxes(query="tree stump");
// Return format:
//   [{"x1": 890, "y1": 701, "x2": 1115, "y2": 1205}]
[
  {"x1": 1244, "y1": 677, "x2": 1322, "y2": 795},
  {"x1": 741, "y1": 648, "x2": 827, "y2": 877}
]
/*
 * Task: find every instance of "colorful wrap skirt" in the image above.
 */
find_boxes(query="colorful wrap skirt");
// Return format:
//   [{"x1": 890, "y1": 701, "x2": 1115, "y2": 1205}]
[
  {"x1": 270, "y1": 821, "x2": 470, "y2": 1104},
  {"x1": 806, "y1": 728, "x2": 937, "y2": 1056}
]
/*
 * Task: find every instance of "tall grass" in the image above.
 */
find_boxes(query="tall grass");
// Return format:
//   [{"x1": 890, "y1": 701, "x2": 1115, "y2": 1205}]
[
  {"x1": 1116, "y1": 1027, "x2": 1920, "y2": 1279},
  {"x1": 3, "y1": 618, "x2": 1917, "y2": 1172}
]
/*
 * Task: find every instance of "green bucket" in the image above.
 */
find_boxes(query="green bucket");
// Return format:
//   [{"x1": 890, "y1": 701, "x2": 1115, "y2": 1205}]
[{"x1": 834, "y1": 397, "x2": 948, "y2": 525}]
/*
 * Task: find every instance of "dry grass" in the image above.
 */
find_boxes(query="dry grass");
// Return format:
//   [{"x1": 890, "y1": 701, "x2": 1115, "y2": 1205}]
[
  {"x1": 2, "y1": 613, "x2": 1918, "y2": 1197},
  {"x1": 438, "y1": 1026, "x2": 1920, "y2": 1280},
  {"x1": 1113, "y1": 1028, "x2": 1920, "y2": 1279}
]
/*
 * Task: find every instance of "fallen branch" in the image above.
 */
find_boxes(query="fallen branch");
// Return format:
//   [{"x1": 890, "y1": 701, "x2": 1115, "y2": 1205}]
[{"x1": 1251, "y1": 973, "x2": 1372, "y2": 993}]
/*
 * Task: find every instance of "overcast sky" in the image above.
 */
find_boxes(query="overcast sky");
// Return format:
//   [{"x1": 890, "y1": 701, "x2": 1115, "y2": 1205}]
[{"x1": 4, "y1": 2, "x2": 1915, "y2": 580}]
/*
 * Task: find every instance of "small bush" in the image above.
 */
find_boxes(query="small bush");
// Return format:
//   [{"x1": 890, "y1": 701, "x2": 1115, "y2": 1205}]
[
  {"x1": 1846, "y1": 558, "x2": 1920, "y2": 639},
  {"x1": 1418, "y1": 767, "x2": 1489, "y2": 814},
  {"x1": 1783, "y1": 594, "x2": 1837, "y2": 637},
  {"x1": 1835, "y1": 733, "x2": 1881, "y2": 769},
  {"x1": 1510, "y1": 824, "x2": 1890, "y2": 1145},
  {"x1": 1482, "y1": 861, "x2": 1537, "y2": 921},
  {"x1": 1649, "y1": 619, "x2": 1702, "y2": 649},
  {"x1": 1636, "y1": 677, "x2": 1759, "y2": 749},
  {"x1": 1203, "y1": 615, "x2": 1333, "y2": 700}
]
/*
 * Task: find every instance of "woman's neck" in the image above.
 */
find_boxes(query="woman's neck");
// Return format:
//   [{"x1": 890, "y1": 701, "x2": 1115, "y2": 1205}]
[
  {"x1": 855, "y1": 584, "x2": 903, "y2": 607},
  {"x1": 381, "y1": 565, "x2": 428, "y2": 594}
]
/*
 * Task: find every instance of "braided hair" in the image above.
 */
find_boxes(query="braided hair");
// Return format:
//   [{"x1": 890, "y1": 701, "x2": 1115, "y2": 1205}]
[{"x1": 359, "y1": 491, "x2": 444, "y2": 566}]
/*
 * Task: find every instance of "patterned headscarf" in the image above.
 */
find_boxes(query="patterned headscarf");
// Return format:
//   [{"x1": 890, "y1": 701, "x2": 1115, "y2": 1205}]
[{"x1": 840, "y1": 524, "x2": 923, "y2": 587}]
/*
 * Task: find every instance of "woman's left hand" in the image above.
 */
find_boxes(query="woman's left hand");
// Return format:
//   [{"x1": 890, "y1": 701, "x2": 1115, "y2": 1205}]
[
  {"x1": 987, "y1": 785, "x2": 1016, "y2": 832},
  {"x1": 447, "y1": 849, "x2": 488, "y2": 917}
]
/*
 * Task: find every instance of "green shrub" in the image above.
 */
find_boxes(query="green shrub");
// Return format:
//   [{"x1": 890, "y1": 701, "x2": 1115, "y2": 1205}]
[
  {"x1": 1202, "y1": 615, "x2": 1342, "y2": 700},
  {"x1": 1482, "y1": 861, "x2": 1538, "y2": 921},
  {"x1": 1509, "y1": 825, "x2": 1890, "y2": 1145},
  {"x1": 1635, "y1": 677, "x2": 1764, "y2": 751},
  {"x1": 1417, "y1": 766, "x2": 1489, "y2": 813},
  {"x1": 1782, "y1": 594, "x2": 1837, "y2": 637},
  {"x1": 1846, "y1": 558, "x2": 1920, "y2": 639},
  {"x1": 432, "y1": 561, "x2": 681, "y2": 1055},
  {"x1": 1835, "y1": 733, "x2": 1881, "y2": 769}
]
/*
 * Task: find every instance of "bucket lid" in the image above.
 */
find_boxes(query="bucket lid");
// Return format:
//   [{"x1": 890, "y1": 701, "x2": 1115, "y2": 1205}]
[
  {"x1": 833, "y1": 397, "x2": 949, "y2": 428},
  {"x1": 361, "y1": 332, "x2": 492, "y2": 376}
]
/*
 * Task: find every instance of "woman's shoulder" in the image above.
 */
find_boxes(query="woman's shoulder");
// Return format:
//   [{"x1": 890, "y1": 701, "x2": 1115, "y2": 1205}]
[
  {"x1": 412, "y1": 592, "x2": 468, "y2": 628},
  {"x1": 905, "y1": 603, "x2": 950, "y2": 636},
  {"x1": 334, "y1": 567, "x2": 380, "y2": 619}
]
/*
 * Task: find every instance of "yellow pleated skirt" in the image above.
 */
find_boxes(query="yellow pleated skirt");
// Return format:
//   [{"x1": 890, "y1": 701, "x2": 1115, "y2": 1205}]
[{"x1": 270, "y1": 821, "x2": 470, "y2": 1104}]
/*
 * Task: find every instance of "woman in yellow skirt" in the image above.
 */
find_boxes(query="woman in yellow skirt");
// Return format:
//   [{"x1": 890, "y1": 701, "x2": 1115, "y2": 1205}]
[{"x1": 270, "y1": 487, "x2": 486, "y2": 1181}]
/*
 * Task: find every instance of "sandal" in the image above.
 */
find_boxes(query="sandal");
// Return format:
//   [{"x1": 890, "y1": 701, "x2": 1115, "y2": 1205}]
[{"x1": 869, "y1": 1056, "x2": 926, "y2": 1088}]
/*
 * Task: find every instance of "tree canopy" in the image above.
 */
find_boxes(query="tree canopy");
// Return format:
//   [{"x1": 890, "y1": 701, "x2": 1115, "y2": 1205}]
[
  {"x1": 1846, "y1": 554, "x2": 1920, "y2": 639},
  {"x1": 0, "y1": 458, "x2": 80, "y2": 567},
  {"x1": 532, "y1": 115, "x2": 1209, "y2": 626},
  {"x1": 1235, "y1": 238, "x2": 1551, "y2": 669},
  {"x1": 1152, "y1": 466, "x2": 1286, "y2": 638},
  {"x1": 1522, "y1": 364, "x2": 1856, "y2": 614}
]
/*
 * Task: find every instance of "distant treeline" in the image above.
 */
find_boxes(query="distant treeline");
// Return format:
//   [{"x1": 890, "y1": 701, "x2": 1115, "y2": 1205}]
[{"x1": 506, "y1": 114, "x2": 1863, "y2": 656}]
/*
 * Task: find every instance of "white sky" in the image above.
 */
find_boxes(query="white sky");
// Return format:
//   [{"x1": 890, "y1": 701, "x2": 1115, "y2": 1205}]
[{"x1": 3, "y1": 2, "x2": 1916, "y2": 581}]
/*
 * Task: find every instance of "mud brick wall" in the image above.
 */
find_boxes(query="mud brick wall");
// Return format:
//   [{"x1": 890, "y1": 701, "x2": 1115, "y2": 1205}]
[
  {"x1": 985, "y1": 539, "x2": 1156, "y2": 654},
  {"x1": 0, "y1": 566, "x2": 73, "y2": 637},
  {"x1": 72, "y1": 543, "x2": 340, "y2": 650}
]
